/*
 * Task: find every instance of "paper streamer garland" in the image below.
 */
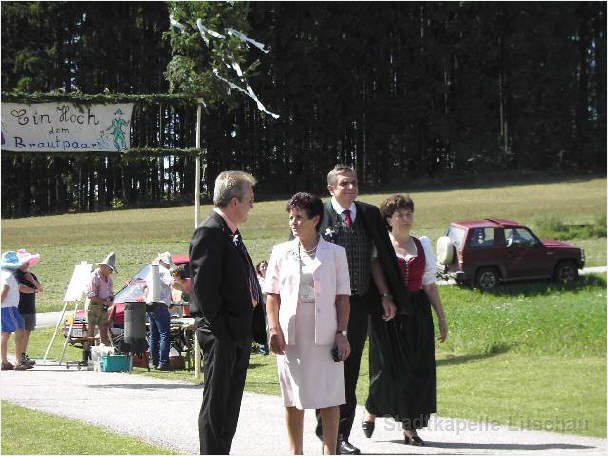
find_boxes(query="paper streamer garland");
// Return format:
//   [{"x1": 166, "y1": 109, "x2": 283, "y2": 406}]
[{"x1": 170, "y1": 16, "x2": 279, "y2": 119}]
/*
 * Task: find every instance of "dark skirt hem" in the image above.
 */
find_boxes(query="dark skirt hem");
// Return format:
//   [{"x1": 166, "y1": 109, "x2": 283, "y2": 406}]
[{"x1": 365, "y1": 290, "x2": 437, "y2": 427}]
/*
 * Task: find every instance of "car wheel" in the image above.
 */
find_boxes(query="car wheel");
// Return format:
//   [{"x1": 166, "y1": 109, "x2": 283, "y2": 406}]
[
  {"x1": 554, "y1": 261, "x2": 578, "y2": 284},
  {"x1": 436, "y1": 236, "x2": 455, "y2": 265},
  {"x1": 476, "y1": 267, "x2": 499, "y2": 291}
]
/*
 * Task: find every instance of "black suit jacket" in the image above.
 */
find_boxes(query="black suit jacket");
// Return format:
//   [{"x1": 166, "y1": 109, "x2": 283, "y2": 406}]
[
  {"x1": 189, "y1": 211, "x2": 267, "y2": 346},
  {"x1": 320, "y1": 200, "x2": 410, "y2": 315}
]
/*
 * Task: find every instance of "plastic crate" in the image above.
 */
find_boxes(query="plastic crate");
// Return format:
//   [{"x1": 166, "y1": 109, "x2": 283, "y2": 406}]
[{"x1": 100, "y1": 354, "x2": 131, "y2": 372}]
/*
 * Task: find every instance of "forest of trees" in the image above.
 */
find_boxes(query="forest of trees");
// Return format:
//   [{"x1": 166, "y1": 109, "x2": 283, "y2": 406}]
[{"x1": 1, "y1": 2, "x2": 606, "y2": 217}]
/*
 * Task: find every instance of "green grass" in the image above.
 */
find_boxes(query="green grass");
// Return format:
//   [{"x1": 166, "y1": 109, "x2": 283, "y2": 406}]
[
  {"x1": 438, "y1": 275, "x2": 607, "y2": 357},
  {"x1": 20, "y1": 327, "x2": 84, "y2": 364},
  {"x1": 437, "y1": 354, "x2": 606, "y2": 437},
  {"x1": 1, "y1": 401, "x2": 177, "y2": 454},
  {"x1": 535, "y1": 213, "x2": 607, "y2": 240},
  {"x1": 1, "y1": 177, "x2": 605, "y2": 313},
  {"x1": 3, "y1": 177, "x2": 606, "y2": 441}
]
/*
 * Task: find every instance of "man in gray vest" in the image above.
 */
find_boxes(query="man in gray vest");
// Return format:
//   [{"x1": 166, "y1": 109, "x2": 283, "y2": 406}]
[{"x1": 316, "y1": 164, "x2": 408, "y2": 454}]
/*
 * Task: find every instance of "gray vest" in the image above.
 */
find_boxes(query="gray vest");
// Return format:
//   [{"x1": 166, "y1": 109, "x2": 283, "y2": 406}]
[{"x1": 322, "y1": 211, "x2": 372, "y2": 296}]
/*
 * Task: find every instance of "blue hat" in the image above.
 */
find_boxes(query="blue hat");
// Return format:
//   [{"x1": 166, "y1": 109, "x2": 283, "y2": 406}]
[{"x1": 1, "y1": 251, "x2": 27, "y2": 269}]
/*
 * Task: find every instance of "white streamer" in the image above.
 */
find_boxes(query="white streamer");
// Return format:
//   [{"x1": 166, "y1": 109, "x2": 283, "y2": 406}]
[
  {"x1": 169, "y1": 15, "x2": 186, "y2": 33},
  {"x1": 196, "y1": 18, "x2": 225, "y2": 46},
  {"x1": 175, "y1": 15, "x2": 279, "y2": 119},
  {"x1": 195, "y1": 18, "x2": 210, "y2": 47},
  {"x1": 213, "y1": 69, "x2": 279, "y2": 119},
  {"x1": 231, "y1": 60, "x2": 244, "y2": 78},
  {"x1": 226, "y1": 27, "x2": 270, "y2": 54}
]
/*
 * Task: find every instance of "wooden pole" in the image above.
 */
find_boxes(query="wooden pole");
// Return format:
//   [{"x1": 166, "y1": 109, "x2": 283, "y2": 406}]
[{"x1": 194, "y1": 103, "x2": 202, "y2": 228}]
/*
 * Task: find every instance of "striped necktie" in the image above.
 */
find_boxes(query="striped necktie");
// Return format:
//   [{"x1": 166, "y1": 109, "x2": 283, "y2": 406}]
[{"x1": 233, "y1": 231, "x2": 261, "y2": 306}]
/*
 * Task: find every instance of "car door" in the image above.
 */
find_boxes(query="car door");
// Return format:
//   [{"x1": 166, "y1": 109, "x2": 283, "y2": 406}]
[
  {"x1": 503, "y1": 227, "x2": 551, "y2": 277},
  {"x1": 465, "y1": 227, "x2": 502, "y2": 274}
]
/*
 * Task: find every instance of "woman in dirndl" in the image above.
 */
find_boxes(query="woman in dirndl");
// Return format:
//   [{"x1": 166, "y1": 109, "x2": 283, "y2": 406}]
[{"x1": 362, "y1": 194, "x2": 448, "y2": 446}]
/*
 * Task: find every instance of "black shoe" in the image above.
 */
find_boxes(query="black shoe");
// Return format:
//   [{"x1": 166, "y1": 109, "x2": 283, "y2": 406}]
[
  {"x1": 157, "y1": 364, "x2": 171, "y2": 371},
  {"x1": 404, "y1": 434, "x2": 425, "y2": 446},
  {"x1": 337, "y1": 439, "x2": 361, "y2": 455},
  {"x1": 362, "y1": 420, "x2": 375, "y2": 438},
  {"x1": 21, "y1": 353, "x2": 35, "y2": 366}
]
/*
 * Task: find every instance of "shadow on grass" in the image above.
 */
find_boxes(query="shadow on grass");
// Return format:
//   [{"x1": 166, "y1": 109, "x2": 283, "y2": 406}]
[
  {"x1": 437, "y1": 344, "x2": 513, "y2": 367},
  {"x1": 460, "y1": 274, "x2": 606, "y2": 298}
]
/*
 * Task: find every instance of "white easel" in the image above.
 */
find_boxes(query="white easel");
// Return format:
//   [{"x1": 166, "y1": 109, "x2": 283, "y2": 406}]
[{"x1": 43, "y1": 261, "x2": 92, "y2": 364}]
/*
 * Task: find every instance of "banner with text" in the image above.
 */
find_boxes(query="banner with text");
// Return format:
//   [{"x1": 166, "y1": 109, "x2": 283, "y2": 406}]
[{"x1": 1, "y1": 102, "x2": 134, "y2": 152}]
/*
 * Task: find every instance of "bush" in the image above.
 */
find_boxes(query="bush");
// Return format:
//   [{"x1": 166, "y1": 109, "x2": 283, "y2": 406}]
[
  {"x1": 110, "y1": 197, "x2": 125, "y2": 210},
  {"x1": 534, "y1": 214, "x2": 606, "y2": 240}
]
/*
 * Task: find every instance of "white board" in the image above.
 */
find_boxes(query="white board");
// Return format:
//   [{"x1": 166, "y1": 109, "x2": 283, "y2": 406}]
[{"x1": 63, "y1": 261, "x2": 93, "y2": 302}]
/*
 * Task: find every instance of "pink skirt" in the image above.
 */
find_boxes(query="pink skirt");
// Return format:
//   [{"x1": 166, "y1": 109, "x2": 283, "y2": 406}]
[{"x1": 277, "y1": 300, "x2": 345, "y2": 410}]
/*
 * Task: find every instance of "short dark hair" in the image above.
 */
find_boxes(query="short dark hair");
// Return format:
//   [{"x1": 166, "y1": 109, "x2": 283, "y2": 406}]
[
  {"x1": 379, "y1": 194, "x2": 415, "y2": 230},
  {"x1": 286, "y1": 192, "x2": 324, "y2": 232}
]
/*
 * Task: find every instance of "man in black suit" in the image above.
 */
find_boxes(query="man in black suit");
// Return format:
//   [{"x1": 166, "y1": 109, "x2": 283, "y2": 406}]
[
  {"x1": 189, "y1": 170, "x2": 266, "y2": 455},
  {"x1": 316, "y1": 164, "x2": 409, "y2": 454}
]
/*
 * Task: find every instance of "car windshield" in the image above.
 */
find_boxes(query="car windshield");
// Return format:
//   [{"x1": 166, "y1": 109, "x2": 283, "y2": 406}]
[
  {"x1": 446, "y1": 225, "x2": 466, "y2": 249},
  {"x1": 113, "y1": 264, "x2": 152, "y2": 303}
]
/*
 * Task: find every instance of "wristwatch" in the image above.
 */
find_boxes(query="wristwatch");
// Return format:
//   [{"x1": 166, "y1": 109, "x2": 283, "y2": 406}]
[{"x1": 336, "y1": 330, "x2": 347, "y2": 337}]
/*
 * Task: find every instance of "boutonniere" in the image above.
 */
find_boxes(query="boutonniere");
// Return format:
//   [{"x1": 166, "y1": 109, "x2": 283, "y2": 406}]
[
  {"x1": 324, "y1": 226, "x2": 337, "y2": 240},
  {"x1": 232, "y1": 234, "x2": 240, "y2": 246}
]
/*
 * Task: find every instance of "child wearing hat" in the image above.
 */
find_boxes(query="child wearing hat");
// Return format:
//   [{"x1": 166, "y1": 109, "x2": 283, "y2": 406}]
[
  {"x1": 1, "y1": 251, "x2": 33, "y2": 370},
  {"x1": 15, "y1": 249, "x2": 42, "y2": 367}
]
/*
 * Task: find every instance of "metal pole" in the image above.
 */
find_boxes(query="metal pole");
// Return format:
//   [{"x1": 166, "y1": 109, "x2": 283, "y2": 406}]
[{"x1": 194, "y1": 103, "x2": 202, "y2": 228}]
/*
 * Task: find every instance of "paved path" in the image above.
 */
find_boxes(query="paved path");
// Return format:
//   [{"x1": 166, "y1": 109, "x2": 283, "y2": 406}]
[{"x1": 1, "y1": 362, "x2": 606, "y2": 455}]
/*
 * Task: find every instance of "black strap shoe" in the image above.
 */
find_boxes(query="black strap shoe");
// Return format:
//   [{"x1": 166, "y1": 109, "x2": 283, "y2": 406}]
[{"x1": 337, "y1": 439, "x2": 361, "y2": 454}]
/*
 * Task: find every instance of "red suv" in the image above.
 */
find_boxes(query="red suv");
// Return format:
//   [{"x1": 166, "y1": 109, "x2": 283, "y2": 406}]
[{"x1": 436, "y1": 219, "x2": 585, "y2": 290}]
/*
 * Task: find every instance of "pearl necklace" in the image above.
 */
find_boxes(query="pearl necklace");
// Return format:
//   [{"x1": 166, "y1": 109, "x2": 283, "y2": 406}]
[{"x1": 298, "y1": 239, "x2": 319, "y2": 259}]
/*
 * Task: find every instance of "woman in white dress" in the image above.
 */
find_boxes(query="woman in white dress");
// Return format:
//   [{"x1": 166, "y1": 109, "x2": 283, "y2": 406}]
[{"x1": 264, "y1": 192, "x2": 351, "y2": 455}]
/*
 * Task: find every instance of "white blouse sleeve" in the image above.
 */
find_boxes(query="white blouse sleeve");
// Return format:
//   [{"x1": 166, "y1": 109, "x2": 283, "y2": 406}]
[
  {"x1": 419, "y1": 236, "x2": 436, "y2": 286},
  {"x1": 263, "y1": 245, "x2": 281, "y2": 295}
]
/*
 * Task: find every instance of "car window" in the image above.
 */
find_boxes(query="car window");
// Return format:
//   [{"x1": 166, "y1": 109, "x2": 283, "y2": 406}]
[
  {"x1": 112, "y1": 262, "x2": 189, "y2": 303},
  {"x1": 446, "y1": 226, "x2": 466, "y2": 249},
  {"x1": 113, "y1": 264, "x2": 151, "y2": 303},
  {"x1": 505, "y1": 227, "x2": 538, "y2": 247},
  {"x1": 468, "y1": 227, "x2": 496, "y2": 248}
]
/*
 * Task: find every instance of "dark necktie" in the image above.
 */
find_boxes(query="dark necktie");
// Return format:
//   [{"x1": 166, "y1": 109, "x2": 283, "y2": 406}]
[
  {"x1": 343, "y1": 209, "x2": 352, "y2": 228},
  {"x1": 233, "y1": 231, "x2": 261, "y2": 306}
]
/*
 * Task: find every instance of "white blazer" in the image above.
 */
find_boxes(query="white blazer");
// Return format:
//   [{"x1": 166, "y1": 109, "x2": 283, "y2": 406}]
[{"x1": 264, "y1": 237, "x2": 351, "y2": 345}]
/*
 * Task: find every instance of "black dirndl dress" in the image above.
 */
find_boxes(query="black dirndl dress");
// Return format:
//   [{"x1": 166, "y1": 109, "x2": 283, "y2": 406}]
[{"x1": 365, "y1": 237, "x2": 436, "y2": 429}]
